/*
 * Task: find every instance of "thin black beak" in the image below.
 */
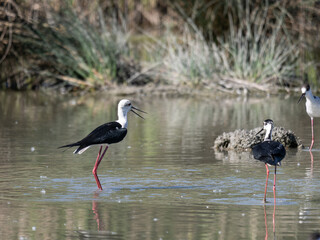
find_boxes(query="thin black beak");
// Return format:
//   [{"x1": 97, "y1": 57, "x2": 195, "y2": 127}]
[
  {"x1": 256, "y1": 128, "x2": 264, "y2": 136},
  {"x1": 131, "y1": 106, "x2": 147, "y2": 119},
  {"x1": 298, "y1": 93, "x2": 305, "y2": 104}
]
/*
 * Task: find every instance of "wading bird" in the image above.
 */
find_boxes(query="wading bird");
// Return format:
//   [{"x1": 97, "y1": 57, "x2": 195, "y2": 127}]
[
  {"x1": 59, "y1": 99, "x2": 146, "y2": 190},
  {"x1": 252, "y1": 119, "x2": 286, "y2": 203},
  {"x1": 298, "y1": 84, "x2": 320, "y2": 151}
]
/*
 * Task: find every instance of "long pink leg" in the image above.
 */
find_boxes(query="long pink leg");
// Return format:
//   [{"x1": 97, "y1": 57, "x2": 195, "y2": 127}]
[
  {"x1": 95, "y1": 146, "x2": 103, "y2": 165},
  {"x1": 264, "y1": 164, "x2": 269, "y2": 203},
  {"x1": 310, "y1": 117, "x2": 314, "y2": 151},
  {"x1": 273, "y1": 166, "x2": 277, "y2": 205},
  {"x1": 273, "y1": 166, "x2": 277, "y2": 233},
  {"x1": 92, "y1": 146, "x2": 109, "y2": 190},
  {"x1": 93, "y1": 146, "x2": 103, "y2": 190},
  {"x1": 273, "y1": 198, "x2": 276, "y2": 234}
]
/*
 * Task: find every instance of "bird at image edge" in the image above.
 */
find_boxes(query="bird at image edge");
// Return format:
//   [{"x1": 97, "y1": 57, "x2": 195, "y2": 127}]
[{"x1": 298, "y1": 84, "x2": 320, "y2": 151}]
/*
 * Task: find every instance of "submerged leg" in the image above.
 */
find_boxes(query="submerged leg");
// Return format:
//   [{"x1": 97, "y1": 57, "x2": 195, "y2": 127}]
[
  {"x1": 310, "y1": 117, "x2": 314, "y2": 151},
  {"x1": 92, "y1": 146, "x2": 109, "y2": 190},
  {"x1": 264, "y1": 164, "x2": 269, "y2": 203}
]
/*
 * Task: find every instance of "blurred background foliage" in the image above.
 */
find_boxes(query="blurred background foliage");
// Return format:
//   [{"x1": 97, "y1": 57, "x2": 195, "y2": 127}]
[{"x1": 0, "y1": 0, "x2": 320, "y2": 92}]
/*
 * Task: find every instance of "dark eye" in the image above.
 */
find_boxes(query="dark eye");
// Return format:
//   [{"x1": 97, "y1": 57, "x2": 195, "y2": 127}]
[{"x1": 128, "y1": 103, "x2": 131, "y2": 106}]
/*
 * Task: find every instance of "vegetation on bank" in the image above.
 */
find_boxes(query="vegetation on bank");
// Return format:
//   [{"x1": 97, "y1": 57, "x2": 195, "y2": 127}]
[{"x1": 1, "y1": 0, "x2": 320, "y2": 93}]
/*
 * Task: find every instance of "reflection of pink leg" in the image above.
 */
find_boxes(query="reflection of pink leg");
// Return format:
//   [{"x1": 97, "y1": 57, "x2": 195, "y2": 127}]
[
  {"x1": 92, "y1": 192, "x2": 101, "y2": 230},
  {"x1": 310, "y1": 118, "x2": 314, "y2": 151},
  {"x1": 273, "y1": 199, "x2": 276, "y2": 234},
  {"x1": 92, "y1": 146, "x2": 109, "y2": 190},
  {"x1": 264, "y1": 205, "x2": 268, "y2": 240},
  {"x1": 264, "y1": 164, "x2": 269, "y2": 203},
  {"x1": 310, "y1": 151, "x2": 314, "y2": 178}
]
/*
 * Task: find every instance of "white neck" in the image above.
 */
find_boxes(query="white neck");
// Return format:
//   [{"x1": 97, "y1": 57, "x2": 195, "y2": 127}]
[
  {"x1": 264, "y1": 125, "x2": 273, "y2": 141},
  {"x1": 116, "y1": 108, "x2": 128, "y2": 128}
]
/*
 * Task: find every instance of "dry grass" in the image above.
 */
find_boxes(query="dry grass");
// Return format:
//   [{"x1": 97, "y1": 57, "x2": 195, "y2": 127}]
[
  {"x1": 1, "y1": 0, "x2": 320, "y2": 91},
  {"x1": 149, "y1": 4, "x2": 299, "y2": 92}
]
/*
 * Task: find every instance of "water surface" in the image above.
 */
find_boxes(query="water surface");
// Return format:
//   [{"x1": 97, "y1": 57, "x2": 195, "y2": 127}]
[{"x1": 0, "y1": 91, "x2": 320, "y2": 239}]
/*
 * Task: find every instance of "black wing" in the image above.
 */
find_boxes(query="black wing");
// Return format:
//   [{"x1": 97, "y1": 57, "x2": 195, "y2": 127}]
[
  {"x1": 59, "y1": 122, "x2": 127, "y2": 153},
  {"x1": 252, "y1": 141, "x2": 286, "y2": 166}
]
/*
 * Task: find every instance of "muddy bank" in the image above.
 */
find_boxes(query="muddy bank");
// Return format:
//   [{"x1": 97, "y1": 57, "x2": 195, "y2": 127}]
[
  {"x1": 90, "y1": 84, "x2": 303, "y2": 98},
  {"x1": 214, "y1": 127, "x2": 302, "y2": 151}
]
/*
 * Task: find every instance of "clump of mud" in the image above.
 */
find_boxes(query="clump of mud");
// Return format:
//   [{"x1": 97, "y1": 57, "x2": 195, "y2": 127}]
[{"x1": 214, "y1": 127, "x2": 302, "y2": 151}]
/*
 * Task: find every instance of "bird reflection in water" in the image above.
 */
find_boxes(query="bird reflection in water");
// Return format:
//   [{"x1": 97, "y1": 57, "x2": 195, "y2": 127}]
[
  {"x1": 264, "y1": 203, "x2": 276, "y2": 240},
  {"x1": 92, "y1": 192, "x2": 103, "y2": 231},
  {"x1": 76, "y1": 193, "x2": 123, "y2": 239},
  {"x1": 310, "y1": 151, "x2": 314, "y2": 174},
  {"x1": 88, "y1": 193, "x2": 123, "y2": 239}
]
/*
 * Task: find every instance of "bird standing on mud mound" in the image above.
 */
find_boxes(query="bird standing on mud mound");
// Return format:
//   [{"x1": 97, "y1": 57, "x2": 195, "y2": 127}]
[
  {"x1": 298, "y1": 84, "x2": 320, "y2": 151},
  {"x1": 252, "y1": 119, "x2": 286, "y2": 203},
  {"x1": 59, "y1": 99, "x2": 146, "y2": 190}
]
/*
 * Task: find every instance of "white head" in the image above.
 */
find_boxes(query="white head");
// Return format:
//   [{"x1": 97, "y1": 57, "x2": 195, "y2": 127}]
[
  {"x1": 301, "y1": 84, "x2": 311, "y2": 94},
  {"x1": 118, "y1": 99, "x2": 132, "y2": 114},
  {"x1": 298, "y1": 84, "x2": 311, "y2": 103},
  {"x1": 256, "y1": 119, "x2": 274, "y2": 141},
  {"x1": 263, "y1": 119, "x2": 274, "y2": 140},
  {"x1": 116, "y1": 99, "x2": 146, "y2": 128}
]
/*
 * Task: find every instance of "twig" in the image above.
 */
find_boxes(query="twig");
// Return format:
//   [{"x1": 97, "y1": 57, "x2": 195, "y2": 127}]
[
  {"x1": 127, "y1": 62, "x2": 161, "y2": 84},
  {"x1": 56, "y1": 75, "x2": 94, "y2": 87},
  {"x1": 221, "y1": 77, "x2": 270, "y2": 91}
]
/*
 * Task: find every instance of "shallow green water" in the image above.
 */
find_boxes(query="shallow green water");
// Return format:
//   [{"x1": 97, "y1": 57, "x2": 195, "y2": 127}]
[{"x1": 0, "y1": 91, "x2": 320, "y2": 239}]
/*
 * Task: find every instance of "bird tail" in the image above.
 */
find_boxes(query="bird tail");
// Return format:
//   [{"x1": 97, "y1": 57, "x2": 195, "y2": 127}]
[
  {"x1": 58, "y1": 142, "x2": 80, "y2": 149},
  {"x1": 58, "y1": 142, "x2": 90, "y2": 154},
  {"x1": 58, "y1": 142, "x2": 81, "y2": 153}
]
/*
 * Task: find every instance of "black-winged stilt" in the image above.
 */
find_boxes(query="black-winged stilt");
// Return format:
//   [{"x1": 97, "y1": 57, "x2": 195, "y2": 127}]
[
  {"x1": 59, "y1": 99, "x2": 146, "y2": 190},
  {"x1": 298, "y1": 84, "x2": 320, "y2": 151},
  {"x1": 252, "y1": 119, "x2": 286, "y2": 203}
]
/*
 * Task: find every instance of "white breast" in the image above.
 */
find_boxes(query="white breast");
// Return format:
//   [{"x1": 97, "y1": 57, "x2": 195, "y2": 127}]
[{"x1": 306, "y1": 97, "x2": 320, "y2": 118}]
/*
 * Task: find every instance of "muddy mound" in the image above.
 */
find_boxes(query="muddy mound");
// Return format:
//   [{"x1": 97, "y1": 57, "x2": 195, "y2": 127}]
[{"x1": 214, "y1": 127, "x2": 302, "y2": 151}]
